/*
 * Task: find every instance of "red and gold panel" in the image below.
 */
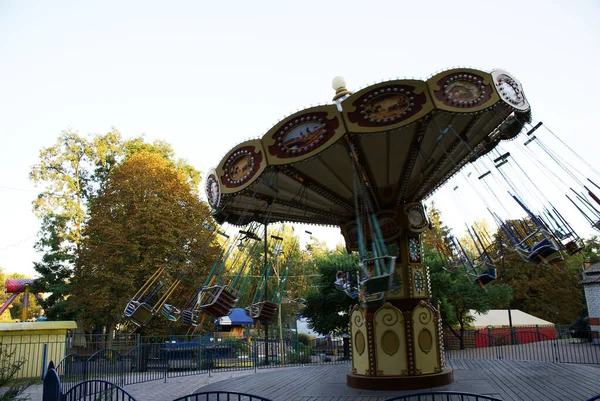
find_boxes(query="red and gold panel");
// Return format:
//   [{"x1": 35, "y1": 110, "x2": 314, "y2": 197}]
[
  {"x1": 491, "y1": 69, "x2": 530, "y2": 112},
  {"x1": 427, "y1": 68, "x2": 499, "y2": 113},
  {"x1": 262, "y1": 105, "x2": 344, "y2": 165},
  {"x1": 216, "y1": 139, "x2": 267, "y2": 194},
  {"x1": 341, "y1": 209, "x2": 402, "y2": 252},
  {"x1": 341, "y1": 80, "x2": 433, "y2": 133}
]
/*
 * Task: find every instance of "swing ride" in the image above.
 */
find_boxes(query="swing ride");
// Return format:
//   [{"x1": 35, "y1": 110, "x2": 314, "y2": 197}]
[
  {"x1": 204, "y1": 68, "x2": 535, "y2": 389},
  {"x1": 431, "y1": 105, "x2": 600, "y2": 287},
  {"x1": 121, "y1": 66, "x2": 599, "y2": 390}
]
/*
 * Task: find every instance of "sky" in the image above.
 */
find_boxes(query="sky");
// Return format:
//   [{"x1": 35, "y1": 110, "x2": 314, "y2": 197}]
[{"x1": 0, "y1": 0, "x2": 599, "y2": 277}]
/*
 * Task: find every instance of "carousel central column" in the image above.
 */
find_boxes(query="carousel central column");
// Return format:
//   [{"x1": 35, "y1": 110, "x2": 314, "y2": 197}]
[{"x1": 346, "y1": 203, "x2": 453, "y2": 390}]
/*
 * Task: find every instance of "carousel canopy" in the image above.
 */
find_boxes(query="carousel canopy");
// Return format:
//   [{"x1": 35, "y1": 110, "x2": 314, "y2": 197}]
[{"x1": 206, "y1": 68, "x2": 531, "y2": 228}]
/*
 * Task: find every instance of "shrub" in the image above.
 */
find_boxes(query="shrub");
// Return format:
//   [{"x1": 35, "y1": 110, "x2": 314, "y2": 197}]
[{"x1": 0, "y1": 343, "x2": 31, "y2": 401}]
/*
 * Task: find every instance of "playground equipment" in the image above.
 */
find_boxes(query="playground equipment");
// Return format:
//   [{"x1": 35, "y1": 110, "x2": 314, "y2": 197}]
[
  {"x1": 205, "y1": 68, "x2": 533, "y2": 389},
  {"x1": 0, "y1": 279, "x2": 44, "y2": 321}
]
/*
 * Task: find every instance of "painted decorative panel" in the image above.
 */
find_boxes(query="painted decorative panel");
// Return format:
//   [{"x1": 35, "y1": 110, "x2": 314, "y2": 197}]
[
  {"x1": 412, "y1": 302, "x2": 441, "y2": 375},
  {"x1": 374, "y1": 304, "x2": 407, "y2": 376}
]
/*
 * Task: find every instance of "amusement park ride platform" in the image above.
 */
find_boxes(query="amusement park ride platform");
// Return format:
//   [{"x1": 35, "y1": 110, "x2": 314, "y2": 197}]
[{"x1": 207, "y1": 68, "x2": 531, "y2": 390}]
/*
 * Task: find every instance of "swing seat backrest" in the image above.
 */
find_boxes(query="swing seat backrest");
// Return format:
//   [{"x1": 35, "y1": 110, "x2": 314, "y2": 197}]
[
  {"x1": 528, "y1": 238, "x2": 561, "y2": 263},
  {"x1": 565, "y1": 240, "x2": 583, "y2": 256},
  {"x1": 246, "y1": 301, "x2": 277, "y2": 322},
  {"x1": 199, "y1": 286, "x2": 238, "y2": 318},
  {"x1": 125, "y1": 301, "x2": 155, "y2": 328},
  {"x1": 181, "y1": 309, "x2": 200, "y2": 326},
  {"x1": 161, "y1": 304, "x2": 181, "y2": 322},
  {"x1": 362, "y1": 274, "x2": 393, "y2": 295}
]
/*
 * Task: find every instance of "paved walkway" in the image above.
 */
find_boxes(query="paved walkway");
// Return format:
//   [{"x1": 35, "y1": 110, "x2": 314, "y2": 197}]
[{"x1": 15, "y1": 360, "x2": 600, "y2": 401}]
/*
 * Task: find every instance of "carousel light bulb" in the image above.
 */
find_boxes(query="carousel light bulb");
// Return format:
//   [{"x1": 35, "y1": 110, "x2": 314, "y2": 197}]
[{"x1": 332, "y1": 76, "x2": 346, "y2": 91}]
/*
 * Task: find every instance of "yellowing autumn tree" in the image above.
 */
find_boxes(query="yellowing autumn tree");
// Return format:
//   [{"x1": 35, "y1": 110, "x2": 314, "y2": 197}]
[{"x1": 70, "y1": 151, "x2": 220, "y2": 333}]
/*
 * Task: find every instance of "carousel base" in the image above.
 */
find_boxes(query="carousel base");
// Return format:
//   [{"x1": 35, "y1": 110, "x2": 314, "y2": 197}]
[{"x1": 346, "y1": 368, "x2": 454, "y2": 390}]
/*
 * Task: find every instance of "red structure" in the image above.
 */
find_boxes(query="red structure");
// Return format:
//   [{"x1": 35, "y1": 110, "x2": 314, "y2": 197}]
[{"x1": 0, "y1": 279, "x2": 43, "y2": 321}]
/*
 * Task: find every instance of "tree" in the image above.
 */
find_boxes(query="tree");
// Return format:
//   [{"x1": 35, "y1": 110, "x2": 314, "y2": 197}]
[
  {"x1": 30, "y1": 129, "x2": 200, "y2": 320},
  {"x1": 302, "y1": 251, "x2": 359, "y2": 335},
  {"x1": 70, "y1": 151, "x2": 217, "y2": 334},
  {"x1": 496, "y1": 244, "x2": 585, "y2": 325},
  {"x1": 424, "y1": 205, "x2": 512, "y2": 349},
  {"x1": 429, "y1": 259, "x2": 512, "y2": 349}
]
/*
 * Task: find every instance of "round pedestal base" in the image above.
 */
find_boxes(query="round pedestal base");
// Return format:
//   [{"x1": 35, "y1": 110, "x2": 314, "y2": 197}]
[{"x1": 346, "y1": 368, "x2": 454, "y2": 390}]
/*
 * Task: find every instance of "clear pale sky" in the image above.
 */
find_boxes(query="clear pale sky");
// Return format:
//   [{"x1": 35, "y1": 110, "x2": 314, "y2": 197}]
[{"x1": 1, "y1": 0, "x2": 599, "y2": 276}]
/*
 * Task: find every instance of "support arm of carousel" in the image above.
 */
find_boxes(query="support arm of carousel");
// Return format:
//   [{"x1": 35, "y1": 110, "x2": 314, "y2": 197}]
[{"x1": 204, "y1": 68, "x2": 531, "y2": 390}]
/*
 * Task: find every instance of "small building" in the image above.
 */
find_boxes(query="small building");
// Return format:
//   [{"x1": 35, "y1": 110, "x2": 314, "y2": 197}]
[
  {"x1": 215, "y1": 308, "x2": 253, "y2": 339},
  {"x1": 581, "y1": 262, "x2": 600, "y2": 345},
  {"x1": 0, "y1": 321, "x2": 77, "y2": 378}
]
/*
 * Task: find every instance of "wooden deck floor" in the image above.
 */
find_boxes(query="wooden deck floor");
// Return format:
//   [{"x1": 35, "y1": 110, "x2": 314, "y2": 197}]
[{"x1": 196, "y1": 360, "x2": 600, "y2": 401}]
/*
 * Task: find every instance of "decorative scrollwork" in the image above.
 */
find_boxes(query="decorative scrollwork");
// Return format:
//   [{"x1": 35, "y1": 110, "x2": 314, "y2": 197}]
[
  {"x1": 418, "y1": 308, "x2": 432, "y2": 325},
  {"x1": 379, "y1": 308, "x2": 399, "y2": 327},
  {"x1": 353, "y1": 312, "x2": 365, "y2": 327}
]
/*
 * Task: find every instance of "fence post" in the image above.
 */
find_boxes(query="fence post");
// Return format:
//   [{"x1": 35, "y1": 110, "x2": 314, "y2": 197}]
[
  {"x1": 253, "y1": 337, "x2": 257, "y2": 373},
  {"x1": 42, "y1": 361, "x2": 62, "y2": 401},
  {"x1": 536, "y1": 325, "x2": 541, "y2": 342},
  {"x1": 41, "y1": 344, "x2": 48, "y2": 380}
]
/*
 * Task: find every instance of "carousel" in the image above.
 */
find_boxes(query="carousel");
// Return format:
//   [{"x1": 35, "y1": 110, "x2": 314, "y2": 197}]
[{"x1": 203, "y1": 68, "x2": 531, "y2": 389}]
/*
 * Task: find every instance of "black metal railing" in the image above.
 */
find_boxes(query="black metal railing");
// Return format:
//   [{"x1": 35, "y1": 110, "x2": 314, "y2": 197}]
[
  {"x1": 171, "y1": 391, "x2": 273, "y2": 401},
  {"x1": 53, "y1": 335, "x2": 349, "y2": 386},
  {"x1": 62, "y1": 380, "x2": 137, "y2": 401},
  {"x1": 444, "y1": 329, "x2": 600, "y2": 364},
  {"x1": 43, "y1": 361, "x2": 137, "y2": 401},
  {"x1": 382, "y1": 391, "x2": 503, "y2": 401}
]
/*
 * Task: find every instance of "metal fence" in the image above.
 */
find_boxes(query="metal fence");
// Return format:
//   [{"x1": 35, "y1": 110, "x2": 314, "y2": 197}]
[
  {"x1": 53, "y1": 335, "x2": 349, "y2": 386},
  {"x1": 172, "y1": 392, "x2": 273, "y2": 401},
  {"x1": 381, "y1": 391, "x2": 503, "y2": 401},
  {"x1": 444, "y1": 329, "x2": 600, "y2": 364}
]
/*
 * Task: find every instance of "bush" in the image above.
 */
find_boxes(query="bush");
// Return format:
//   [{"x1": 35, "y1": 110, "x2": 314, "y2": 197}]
[
  {"x1": 0, "y1": 343, "x2": 31, "y2": 401},
  {"x1": 297, "y1": 333, "x2": 311, "y2": 346}
]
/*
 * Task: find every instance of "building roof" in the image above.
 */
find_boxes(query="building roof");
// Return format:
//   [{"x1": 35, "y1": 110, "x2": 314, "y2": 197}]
[
  {"x1": 468, "y1": 309, "x2": 554, "y2": 328},
  {"x1": 581, "y1": 262, "x2": 600, "y2": 285},
  {"x1": 0, "y1": 320, "x2": 77, "y2": 332},
  {"x1": 217, "y1": 308, "x2": 254, "y2": 326}
]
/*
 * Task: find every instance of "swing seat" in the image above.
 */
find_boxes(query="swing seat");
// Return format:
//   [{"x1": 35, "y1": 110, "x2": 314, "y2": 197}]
[
  {"x1": 198, "y1": 286, "x2": 238, "y2": 318},
  {"x1": 475, "y1": 268, "x2": 497, "y2": 286},
  {"x1": 564, "y1": 240, "x2": 583, "y2": 256},
  {"x1": 181, "y1": 309, "x2": 200, "y2": 326},
  {"x1": 362, "y1": 291, "x2": 386, "y2": 308},
  {"x1": 123, "y1": 301, "x2": 155, "y2": 328},
  {"x1": 528, "y1": 238, "x2": 562, "y2": 263},
  {"x1": 362, "y1": 274, "x2": 393, "y2": 295},
  {"x1": 161, "y1": 304, "x2": 181, "y2": 322},
  {"x1": 245, "y1": 301, "x2": 277, "y2": 322}
]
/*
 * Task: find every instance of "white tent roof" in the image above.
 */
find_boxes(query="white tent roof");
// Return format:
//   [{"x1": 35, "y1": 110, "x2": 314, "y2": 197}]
[{"x1": 468, "y1": 309, "x2": 554, "y2": 328}]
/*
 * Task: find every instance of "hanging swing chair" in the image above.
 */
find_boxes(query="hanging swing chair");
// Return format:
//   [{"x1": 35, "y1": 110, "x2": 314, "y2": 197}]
[
  {"x1": 123, "y1": 266, "x2": 182, "y2": 328},
  {"x1": 509, "y1": 195, "x2": 563, "y2": 264},
  {"x1": 181, "y1": 229, "x2": 246, "y2": 324},
  {"x1": 464, "y1": 226, "x2": 498, "y2": 287},
  {"x1": 346, "y1": 153, "x2": 396, "y2": 307},
  {"x1": 245, "y1": 232, "x2": 284, "y2": 323},
  {"x1": 436, "y1": 235, "x2": 471, "y2": 274}
]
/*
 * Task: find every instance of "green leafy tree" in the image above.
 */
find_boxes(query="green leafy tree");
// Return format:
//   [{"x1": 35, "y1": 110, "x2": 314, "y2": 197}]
[
  {"x1": 30, "y1": 129, "x2": 200, "y2": 320},
  {"x1": 302, "y1": 251, "x2": 359, "y2": 335},
  {"x1": 70, "y1": 151, "x2": 217, "y2": 335}
]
